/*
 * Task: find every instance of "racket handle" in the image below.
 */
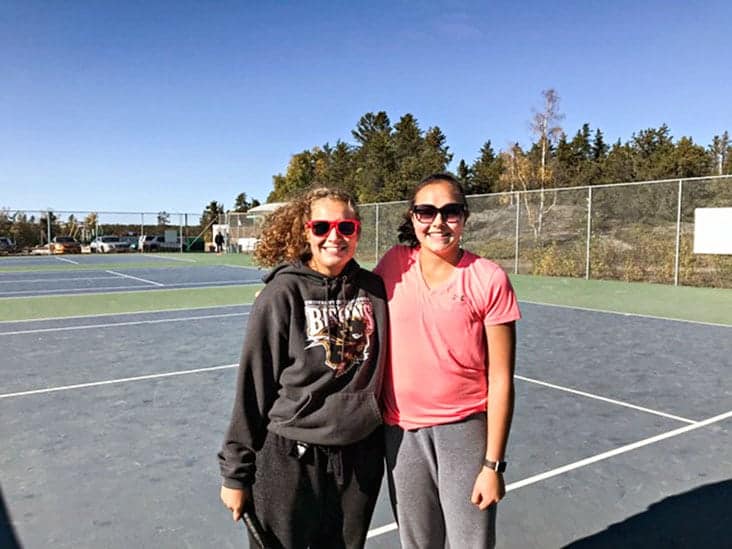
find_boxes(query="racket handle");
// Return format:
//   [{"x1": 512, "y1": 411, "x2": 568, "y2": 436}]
[{"x1": 241, "y1": 500, "x2": 268, "y2": 549}]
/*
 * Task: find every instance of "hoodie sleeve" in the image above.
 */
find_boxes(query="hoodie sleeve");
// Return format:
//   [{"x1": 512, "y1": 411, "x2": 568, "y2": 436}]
[{"x1": 217, "y1": 283, "x2": 291, "y2": 489}]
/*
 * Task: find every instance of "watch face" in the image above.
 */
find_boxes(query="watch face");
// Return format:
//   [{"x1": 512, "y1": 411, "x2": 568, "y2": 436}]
[{"x1": 496, "y1": 461, "x2": 507, "y2": 473}]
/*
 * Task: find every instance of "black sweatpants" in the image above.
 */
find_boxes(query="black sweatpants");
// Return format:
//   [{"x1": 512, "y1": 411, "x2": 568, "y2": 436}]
[{"x1": 250, "y1": 428, "x2": 384, "y2": 549}]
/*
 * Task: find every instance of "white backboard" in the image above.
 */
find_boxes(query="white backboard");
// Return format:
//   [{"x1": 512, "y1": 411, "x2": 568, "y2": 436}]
[{"x1": 694, "y1": 208, "x2": 732, "y2": 254}]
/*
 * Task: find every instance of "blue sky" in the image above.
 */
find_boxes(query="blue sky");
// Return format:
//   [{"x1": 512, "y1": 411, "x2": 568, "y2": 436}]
[{"x1": 2, "y1": 0, "x2": 730, "y2": 215}]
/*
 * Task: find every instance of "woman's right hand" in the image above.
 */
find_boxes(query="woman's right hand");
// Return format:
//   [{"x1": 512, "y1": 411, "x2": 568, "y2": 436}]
[{"x1": 220, "y1": 485, "x2": 249, "y2": 521}]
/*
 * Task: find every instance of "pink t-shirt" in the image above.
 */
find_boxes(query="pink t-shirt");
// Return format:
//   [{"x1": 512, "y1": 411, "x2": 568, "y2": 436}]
[{"x1": 374, "y1": 245, "x2": 521, "y2": 429}]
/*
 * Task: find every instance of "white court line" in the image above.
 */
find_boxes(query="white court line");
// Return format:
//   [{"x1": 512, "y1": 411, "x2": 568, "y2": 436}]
[
  {"x1": 0, "y1": 363, "x2": 238, "y2": 399},
  {"x1": 0, "y1": 302, "x2": 252, "y2": 324},
  {"x1": 106, "y1": 270, "x2": 164, "y2": 286},
  {"x1": 516, "y1": 375, "x2": 696, "y2": 424},
  {"x1": 0, "y1": 276, "x2": 119, "y2": 284},
  {"x1": 0, "y1": 311, "x2": 249, "y2": 336},
  {"x1": 0, "y1": 276, "x2": 118, "y2": 284},
  {"x1": 144, "y1": 254, "x2": 197, "y2": 263},
  {"x1": 1, "y1": 280, "x2": 259, "y2": 297},
  {"x1": 366, "y1": 523, "x2": 399, "y2": 539},
  {"x1": 505, "y1": 409, "x2": 732, "y2": 490},
  {"x1": 0, "y1": 284, "x2": 160, "y2": 296},
  {"x1": 55, "y1": 256, "x2": 79, "y2": 265},
  {"x1": 0, "y1": 280, "x2": 263, "y2": 300},
  {"x1": 223, "y1": 264, "x2": 261, "y2": 270},
  {"x1": 521, "y1": 299, "x2": 731, "y2": 328},
  {"x1": 171, "y1": 279, "x2": 259, "y2": 287},
  {"x1": 365, "y1": 409, "x2": 732, "y2": 539},
  {"x1": 1, "y1": 353, "x2": 728, "y2": 542}
]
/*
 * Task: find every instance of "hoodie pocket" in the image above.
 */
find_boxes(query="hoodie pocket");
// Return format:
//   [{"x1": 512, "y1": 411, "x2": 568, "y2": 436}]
[{"x1": 270, "y1": 392, "x2": 313, "y2": 426}]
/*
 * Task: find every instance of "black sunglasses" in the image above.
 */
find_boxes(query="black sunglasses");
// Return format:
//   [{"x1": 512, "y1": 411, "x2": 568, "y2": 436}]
[
  {"x1": 306, "y1": 219, "x2": 361, "y2": 237},
  {"x1": 411, "y1": 203, "x2": 465, "y2": 224}
]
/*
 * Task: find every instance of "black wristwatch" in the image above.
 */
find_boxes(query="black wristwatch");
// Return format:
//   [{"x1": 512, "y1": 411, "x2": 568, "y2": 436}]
[{"x1": 484, "y1": 459, "x2": 507, "y2": 473}]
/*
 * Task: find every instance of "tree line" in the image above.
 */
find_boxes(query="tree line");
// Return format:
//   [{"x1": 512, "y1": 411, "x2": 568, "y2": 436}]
[
  {"x1": 264, "y1": 89, "x2": 731, "y2": 204},
  {"x1": 2, "y1": 89, "x2": 730, "y2": 250}
]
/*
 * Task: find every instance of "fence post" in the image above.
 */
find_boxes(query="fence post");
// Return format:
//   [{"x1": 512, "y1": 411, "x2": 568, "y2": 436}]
[
  {"x1": 375, "y1": 203, "x2": 380, "y2": 263},
  {"x1": 46, "y1": 210, "x2": 52, "y2": 244},
  {"x1": 514, "y1": 192, "x2": 520, "y2": 275},
  {"x1": 585, "y1": 186, "x2": 592, "y2": 280},
  {"x1": 179, "y1": 213, "x2": 184, "y2": 253},
  {"x1": 674, "y1": 179, "x2": 683, "y2": 286},
  {"x1": 140, "y1": 213, "x2": 144, "y2": 253}
]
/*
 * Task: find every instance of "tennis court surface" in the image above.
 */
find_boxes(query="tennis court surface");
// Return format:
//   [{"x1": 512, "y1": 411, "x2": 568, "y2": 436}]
[{"x1": 1, "y1": 253, "x2": 730, "y2": 548}]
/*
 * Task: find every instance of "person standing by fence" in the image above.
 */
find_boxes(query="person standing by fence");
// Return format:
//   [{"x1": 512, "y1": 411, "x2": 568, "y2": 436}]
[
  {"x1": 375, "y1": 173, "x2": 521, "y2": 548},
  {"x1": 218, "y1": 187, "x2": 388, "y2": 548},
  {"x1": 215, "y1": 231, "x2": 225, "y2": 254}
]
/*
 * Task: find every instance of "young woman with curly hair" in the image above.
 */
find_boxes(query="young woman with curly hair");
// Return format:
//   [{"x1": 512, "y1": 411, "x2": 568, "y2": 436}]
[{"x1": 218, "y1": 187, "x2": 388, "y2": 549}]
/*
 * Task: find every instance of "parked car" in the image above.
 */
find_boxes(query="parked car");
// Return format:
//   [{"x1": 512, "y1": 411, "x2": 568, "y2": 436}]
[
  {"x1": 30, "y1": 244, "x2": 51, "y2": 255},
  {"x1": 89, "y1": 236, "x2": 131, "y2": 253},
  {"x1": 49, "y1": 236, "x2": 82, "y2": 254},
  {"x1": 0, "y1": 237, "x2": 16, "y2": 255},
  {"x1": 120, "y1": 235, "x2": 140, "y2": 251}
]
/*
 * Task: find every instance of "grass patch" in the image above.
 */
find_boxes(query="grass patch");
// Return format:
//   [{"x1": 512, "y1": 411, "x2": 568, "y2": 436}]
[{"x1": 510, "y1": 274, "x2": 732, "y2": 325}]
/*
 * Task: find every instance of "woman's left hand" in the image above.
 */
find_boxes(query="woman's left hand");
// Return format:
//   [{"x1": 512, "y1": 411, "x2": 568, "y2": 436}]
[{"x1": 470, "y1": 468, "x2": 506, "y2": 510}]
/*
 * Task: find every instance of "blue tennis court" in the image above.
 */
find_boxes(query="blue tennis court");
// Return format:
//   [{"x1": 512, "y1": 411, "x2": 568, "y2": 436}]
[
  {"x1": 1, "y1": 266, "x2": 730, "y2": 548},
  {"x1": 0, "y1": 263, "x2": 263, "y2": 297}
]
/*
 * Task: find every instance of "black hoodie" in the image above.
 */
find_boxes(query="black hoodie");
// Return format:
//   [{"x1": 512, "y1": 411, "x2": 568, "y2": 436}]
[{"x1": 218, "y1": 259, "x2": 388, "y2": 489}]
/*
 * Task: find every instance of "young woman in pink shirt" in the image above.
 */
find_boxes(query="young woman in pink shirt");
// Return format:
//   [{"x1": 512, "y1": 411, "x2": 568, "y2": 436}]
[{"x1": 374, "y1": 174, "x2": 521, "y2": 548}]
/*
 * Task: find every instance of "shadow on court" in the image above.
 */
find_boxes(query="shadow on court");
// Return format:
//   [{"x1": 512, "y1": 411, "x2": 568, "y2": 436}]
[
  {"x1": 563, "y1": 479, "x2": 732, "y2": 548},
  {"x1": 0, "y1": 484, "x2": 22, "y2": 549}
]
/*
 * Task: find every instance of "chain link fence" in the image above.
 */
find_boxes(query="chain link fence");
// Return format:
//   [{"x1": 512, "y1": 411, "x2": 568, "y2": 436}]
[
  {"x1": 3, "y1": 176, "x2": 729, "y2": 287},
  {"x1": 356, "y1": 175, "x2": 731, "y2": 289},
  {"x1": 0, "y1": 210, "x2": 203, "y2": 253}
]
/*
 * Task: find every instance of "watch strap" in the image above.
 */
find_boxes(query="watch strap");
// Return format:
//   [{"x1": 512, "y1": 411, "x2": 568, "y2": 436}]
[{"x1": 484, "y1": 459, "x2": 507, "y2": 472}]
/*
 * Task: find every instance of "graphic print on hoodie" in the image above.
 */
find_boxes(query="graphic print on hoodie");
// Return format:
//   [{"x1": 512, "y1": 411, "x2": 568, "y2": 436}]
[{"x1": 304, "y1": 297, "x2": 374, "y2": 377}]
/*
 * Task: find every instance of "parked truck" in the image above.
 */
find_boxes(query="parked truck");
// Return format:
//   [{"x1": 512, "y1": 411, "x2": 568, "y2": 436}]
[{"x1": 139, "y1": 230, "x2": 181, "y2": 252}]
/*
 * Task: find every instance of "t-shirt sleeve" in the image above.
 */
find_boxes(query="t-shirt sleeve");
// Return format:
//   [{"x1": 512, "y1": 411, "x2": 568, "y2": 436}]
[
  {"x1": 482, "y1": 266, "x2": 521, "y2": 325},
  {"x1": 374, "y1": 245, "x2": 402, "y2": 279}
]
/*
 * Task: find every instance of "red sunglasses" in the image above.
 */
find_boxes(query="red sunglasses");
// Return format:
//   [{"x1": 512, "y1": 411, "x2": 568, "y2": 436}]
[{"x1": 306, "y1": 219, "x2": 361, "y2": 237}]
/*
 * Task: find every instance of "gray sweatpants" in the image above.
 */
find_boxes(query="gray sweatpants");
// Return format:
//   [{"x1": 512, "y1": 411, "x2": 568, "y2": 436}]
[{"x1": 384, "y1": 413, "x2": 496, "y2": 549}]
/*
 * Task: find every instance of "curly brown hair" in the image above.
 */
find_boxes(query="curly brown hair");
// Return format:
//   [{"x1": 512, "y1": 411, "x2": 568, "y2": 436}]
[{"x1": 253, "y1": 187, "x2": 360, "y2": 267}]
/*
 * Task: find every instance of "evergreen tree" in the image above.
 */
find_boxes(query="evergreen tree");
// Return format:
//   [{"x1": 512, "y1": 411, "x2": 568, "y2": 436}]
[
  {"x1": 592, "y1": 128, "x2": 609, "y2": 160},
  {"x1": 351, "y1": 112, "x2": 394, "y2": 202},
  {"x1": 233, "y1": 193, "x2": 251, "y2": 212},
  {"x1": 672, "y1": 136, "x2": 712, "y2": 177},
  {"x1": 571, "y1": 123, "x2": 592, "y2": 160},
  {"x1": 322, "y1": 141, "x2": 355, "y2": 193},
  {"x1": 630, "y1": 124, "x2": 675, "y2": 180},
  {"x1": 470, "y1": 141, "x2": 501, "y2": 194},
  {"x1": 384, "y1": 114, "x2": 424, "y2": 200},
  {"x1": 201, "y1": 201, "x2": 224, "y2": 238},
  {"x1": 553, "y1": 132, "x2": 575, "y2": 187},
  {"x1": 9, "y1": 212, "x2": 39, "y2": 248},
  {"x1": 456, "y1": 159, "x2": 472, "y2": 189},
  {"x1": 421, "y1": 126, "x2": 452, "y2": 174},
  {"x1": 600, "y1": 140, "x2": 635, "y2": 184},
  {"x1": 267, "y1": 150, "x2": 319, "y2": 201}
]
